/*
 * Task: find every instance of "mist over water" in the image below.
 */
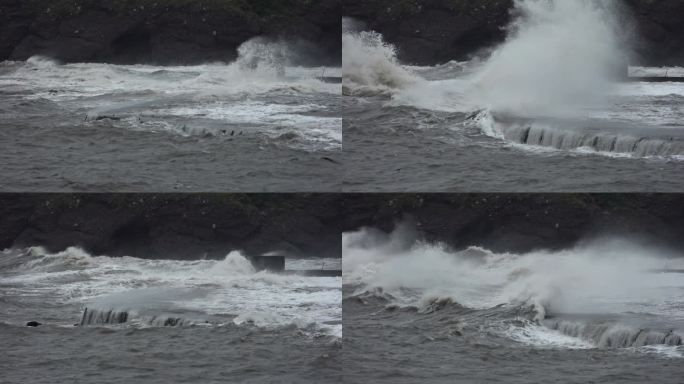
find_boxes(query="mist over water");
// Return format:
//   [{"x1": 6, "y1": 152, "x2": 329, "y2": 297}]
[
  {"x1": 3, "y1": 37, "x2": 340, "y2": 143},
  {"x1": 469, "y1": 0, "x2": 625, "y2": 114}
]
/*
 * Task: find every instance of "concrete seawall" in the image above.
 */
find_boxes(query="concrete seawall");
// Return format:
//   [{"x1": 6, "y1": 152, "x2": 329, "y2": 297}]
[{"x1": 249, "y1": 255, "x2": 341, "y2": 277}]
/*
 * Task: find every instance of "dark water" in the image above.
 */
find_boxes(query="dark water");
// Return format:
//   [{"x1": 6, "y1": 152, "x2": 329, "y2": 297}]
[
  {"x1": 1, "y1": 323, "x2": 341, "y2": 384},
  {"x1": 0, "y1": 248, "x2": 342, "y2": 383},
  {"x1": 0, "y1": 59, "x2": 341, "y2": 192},
  {"x1": 343, "y1": 286, "x2": 683, "y2": 384}
]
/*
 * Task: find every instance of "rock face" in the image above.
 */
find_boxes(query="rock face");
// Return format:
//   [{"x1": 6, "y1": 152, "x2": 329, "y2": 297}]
[
  {"x1": 0, "y1": 194, "x2": 342, "y2": 259},
  {"x1": 0, "y1": 0, "x2": 341, "y2": 65},
  {"x1": 344, "y1": 0, "x2": 512, "y2": 65},
  {"x1": 625, "y1": 0, "x2": 684, "y2": 65},
  {"x1": 344, "y1": 0, "x2": 684, "y2": 66},
  {"x1": 342, "y1": 194, "x2": 684, "y2": 253}
]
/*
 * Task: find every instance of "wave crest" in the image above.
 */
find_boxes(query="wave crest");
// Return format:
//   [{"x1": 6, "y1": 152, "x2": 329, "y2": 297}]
[
  {"x1": 342, "y1": 30, "x2": 419, "y2": 92},
  {"x1": 476, "y1": 110, "x2": 684, "y2": 158},
  {"x1": 544, "y1": 319, "x2": 683, "y2": 348}
]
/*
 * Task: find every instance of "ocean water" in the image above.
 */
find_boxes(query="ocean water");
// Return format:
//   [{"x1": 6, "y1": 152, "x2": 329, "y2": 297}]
[
  {"x1": 342, "y1": 1, "x2": 684, "y2": 192},
  {"x1": 0, "y1": 38, "x2": 342, "y2": 192},
  {"x1": 0, "y1": 247, "x2": 342, "y2": 383},
  {"x1": 342, "y1": 228, "x2": 684, "y2": 383}
]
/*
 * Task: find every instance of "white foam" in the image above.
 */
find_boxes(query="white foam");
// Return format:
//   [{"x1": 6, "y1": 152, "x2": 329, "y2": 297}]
[
  {"x1": 504, "y1": 321, "x2": 595, "y2": 349},
  {"x1": 629, "y1": 66, "x2": 684, "y2": 78},
  {"x1": 614, "y1": 81, "x2": 684, "y2": 97},
  {"x1": 468, "y1": 0, "x2": 624, "y2": 114},
  {"x1": 637, "y1": 345, "x2": 684, "y2": 359},
  {"x1": 0, "y1": 37, "x2": 340, "y2": 101},
  {"x1": 354, "y1": 0, "x2": 625, "y2": 116},
  {"x1": 155, "y1": 102, "x2": 341, "y2": 142},
  {"x1": 0, "y1": 45, "x2": 342, "y2": 150},
  {"x1": 286, "y1": 257, "x2": 341, "y2": 270},
  {"x1": 342, "y1": 29, "x2": 420, "y2": 92},
  {"x1": 1, "y1": 248, "x2": 342, "y2": 336},
  {"x1": 344, "y1": 226, "x2": 684, "y2": 348},
  {"x1": 0, "y1": 60, "x2": 338, "y2": 100}
]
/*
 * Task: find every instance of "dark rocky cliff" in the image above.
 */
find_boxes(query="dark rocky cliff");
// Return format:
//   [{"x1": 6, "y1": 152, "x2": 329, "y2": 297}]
[
  {"x1": 344, "y1": 0, "x2": 513, "y2": 65},
  {"x1": 0, "y1": 0, "x2": 341, "y2": 65},
  {"x1": 624, "y1": 0, "x2": 684, "y2": 65},
  {"x1": 342, "y1": 194, "x2": 684, "y2": 253},
  {"x1": 344, "y1": 0, "x2": 684, "y2": 66},
  {"x1": 0, "y1": 194, "x2": 342, "y2": 259},
  {"x1": 3, "y1": 194, "x2": 681, "y2": 259}
]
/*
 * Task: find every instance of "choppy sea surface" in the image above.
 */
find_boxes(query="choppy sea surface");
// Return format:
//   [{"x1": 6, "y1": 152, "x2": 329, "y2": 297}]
[
  {"x1": 342, "y1": 229, "x2": 684, "y2": 383},
  {"x1": 0, "y1": 57, "x2": 341, "y2": 192},
  {"x1": 343, "y1": 60, "x2": 684, "y2": 192},
  {"x1": 0, "y1": 247, "x2": 342, "y2": 384},
  {"x1": 342, "y1": 2, "x2": 684, "y2": 192}
]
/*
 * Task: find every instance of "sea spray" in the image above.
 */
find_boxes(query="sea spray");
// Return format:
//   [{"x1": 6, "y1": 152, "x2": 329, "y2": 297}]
[
  {"x1": 344, "y1": 1, "x2": 627, "y2": 113},
  {"x1": 344, "y1": 226, "x2": 684, "y2": 316},
  {"x1": 235, "y1": 37, "x2": 293, "y2": 75},
  {"x1": 468, "y1": 0, "x2": 626, "y2": 114},
  {"x1": 342, "y1": 22, "x2": 420, "y2": 92},
  {"x1": 0, "y1": 247, "x2": 341, "y2": 336},
  {"x1": 344, "y1": 226, "x2": 684, "y2": 352}
]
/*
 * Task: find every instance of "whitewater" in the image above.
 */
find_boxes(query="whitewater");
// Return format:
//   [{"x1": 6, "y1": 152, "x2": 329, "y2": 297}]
[
  {"x1": 342, "y1": 226, "x2": 684, "y2": 383},
  {"x1": 343, "y1": 0, "x2": 684, "y2": 192},
  {"x1": 0, "y1": 246, "x2": 342, "y2": 383},
  {"x1": 0, "y1": 38, "x2": 342, "y2": 192}
]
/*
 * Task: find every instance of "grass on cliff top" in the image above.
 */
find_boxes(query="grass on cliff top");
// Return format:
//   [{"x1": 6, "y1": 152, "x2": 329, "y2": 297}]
[{"x1": 23, "y1": 0, "x2": 316, "y2": 18}]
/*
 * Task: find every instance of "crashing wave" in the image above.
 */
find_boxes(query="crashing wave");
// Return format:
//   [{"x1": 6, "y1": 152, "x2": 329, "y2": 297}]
[
  {"x1": 345, "y1": 287, "x2": 397, "y2": 306},
  {"x1": 475, "y1": 110, "x2": 684, "y2": 157},
  {"x1": 417, "y1": 297, "x2": 465, "y2": 314},
  {"x1": 23, "y1": 246, "x2": 94, "y2": 272},
  {"x1": 543, "y1": 319, "x2": 683, "y2": 348},
  {"x1": 342, "y1": 30, "x2": 419, "y2": 93},
  {"x1": 79, "y1": 307, "x2": 195, "y2": 327}
]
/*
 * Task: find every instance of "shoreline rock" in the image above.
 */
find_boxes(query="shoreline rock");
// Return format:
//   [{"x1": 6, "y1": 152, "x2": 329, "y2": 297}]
[
  {"x1": 344, "y1": 0, "x2": 684, "y2": 66},
  {"x1": 0, "y1": 0, "x2": 341, "y2": 65}
]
